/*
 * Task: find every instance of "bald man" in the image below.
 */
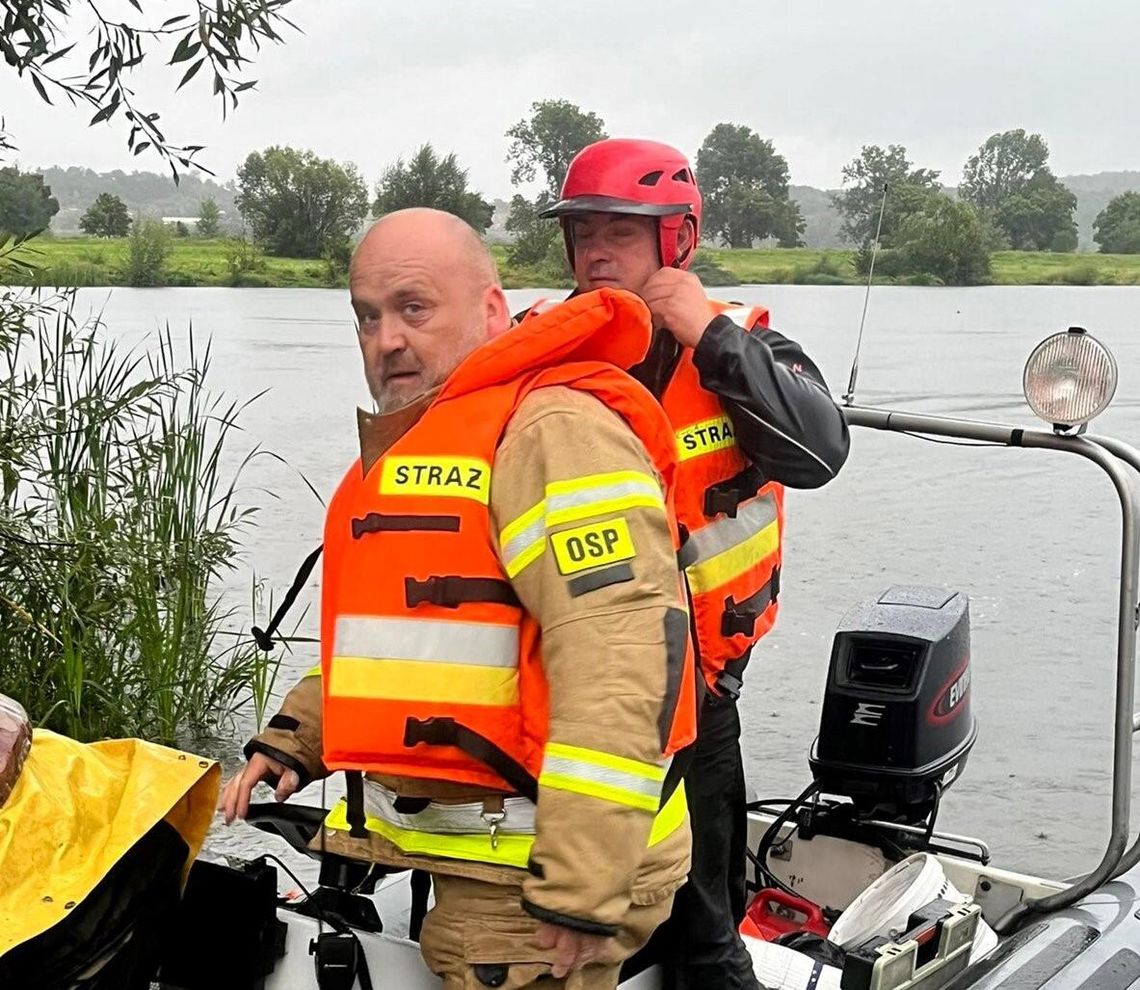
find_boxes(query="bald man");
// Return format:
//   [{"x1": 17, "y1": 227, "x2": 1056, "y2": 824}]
[{"x1": 221, "y1": 209, "x2": 698, "y2": 989}]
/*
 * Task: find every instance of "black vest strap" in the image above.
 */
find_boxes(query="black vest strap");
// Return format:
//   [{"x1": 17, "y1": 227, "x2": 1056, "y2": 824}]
[
  {"x1": 404, "y1": 575, "x2": 521, "y2": 610},
  {"x1": 351, "y1": 513, "x2": 461, "y2": 538},
  {"x1": 715, "y1": 661, "x2": 747, "y2": 700},
  {"x1": 403, "y1": 717, "x2": 538, "y2": 802},
  {"x1": 343, "y1": 770, "x2": 369, "y2": 839},
  {"x1": 721, "y1": 566, "x2": 781, "y2": 638},
  {"x1": 703, "y1": 464, "x2": 766, "y2": 519},
  {"x1": 251, "y1": 544, "x2": 324, "y2": 652}
]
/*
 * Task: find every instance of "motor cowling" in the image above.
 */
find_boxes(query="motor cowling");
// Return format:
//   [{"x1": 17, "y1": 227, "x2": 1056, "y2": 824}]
[{"x1": 809, "y1": 586, "x2": 976, "y2": 825}]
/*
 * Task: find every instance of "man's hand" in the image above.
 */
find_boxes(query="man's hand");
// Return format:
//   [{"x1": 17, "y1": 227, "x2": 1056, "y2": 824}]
[
  {"x1": 535, "y1": 922, "x2": 608, "y2": 978},
  {"x1": 640, "y1": 267, "x2": 712, "y2": 349},
  {"x1": 219, "y1": 752, "x2": 300, "y2": 824}
]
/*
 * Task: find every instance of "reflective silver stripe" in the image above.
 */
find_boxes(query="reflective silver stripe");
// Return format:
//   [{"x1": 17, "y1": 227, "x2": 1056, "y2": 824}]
[
  {"x1": 333, "y1": 616, "x2": 518, "y2": 667},
  {"x1": 546, "y1": 477, "x2": 662, "y2": 518},
  {"x1": 500, "y1": 514, "x2": 545, "y2": 567},
  {"x1": 541, "y1": 756, "x2": 664, "y2": 800},
  {"x1": 363, "y1": 779, "x2": 536, "y2": 835},
  {"x1": 677, "y1": 493, "x2": 779, "y2": 569}
]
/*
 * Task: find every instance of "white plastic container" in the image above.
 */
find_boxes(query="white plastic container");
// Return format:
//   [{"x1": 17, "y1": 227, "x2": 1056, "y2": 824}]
[
  {"x1": 743, "y1": 935, "x2": 843, "y2": 990},
  {"x1": 827, "y1": 852, "x2": 998, "y2": 964}
]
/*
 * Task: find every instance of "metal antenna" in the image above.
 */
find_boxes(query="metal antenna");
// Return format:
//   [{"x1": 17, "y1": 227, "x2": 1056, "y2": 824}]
[{"x1": 842, "y1": 183, "x2": 888, "y2": 406}]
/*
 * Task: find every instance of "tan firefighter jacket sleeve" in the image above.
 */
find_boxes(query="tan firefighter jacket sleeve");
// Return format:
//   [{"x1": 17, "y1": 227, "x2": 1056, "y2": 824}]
[
  {"x1": 490, "y1": 385, "x2": 691, "y2": 936},
  {"x1": 244, "y1": 672, "x2": 326, "y2": 786}
]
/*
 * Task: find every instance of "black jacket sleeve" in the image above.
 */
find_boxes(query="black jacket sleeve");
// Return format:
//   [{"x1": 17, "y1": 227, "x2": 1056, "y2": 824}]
[{"x1": 692, "y1": 315, "x2": 850, "y2": 489}]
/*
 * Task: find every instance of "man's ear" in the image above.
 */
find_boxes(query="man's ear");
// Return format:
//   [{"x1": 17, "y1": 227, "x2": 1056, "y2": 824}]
[
  {"x1": 485, "y1": 285, "x2": 512, "y2": 339},
  {"x1": 676, "y1": 217, "x2": 697, "y2": 260}
]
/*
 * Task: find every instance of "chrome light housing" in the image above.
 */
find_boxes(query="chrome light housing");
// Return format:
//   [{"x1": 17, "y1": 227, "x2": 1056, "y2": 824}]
[{"x1": 1023, "y1": 327, "x2": 1118, "y2": 432}]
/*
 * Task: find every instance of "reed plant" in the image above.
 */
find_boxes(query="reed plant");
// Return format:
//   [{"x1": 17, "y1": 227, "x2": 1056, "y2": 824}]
[{"x1": 0, "y1": 268, "x2": 280, "y2": 744}]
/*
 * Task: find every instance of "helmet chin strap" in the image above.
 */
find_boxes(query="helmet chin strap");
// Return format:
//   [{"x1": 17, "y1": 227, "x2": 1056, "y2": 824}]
[{"x1": 662, "y1": 215, "x2": 696, "y2": 270}]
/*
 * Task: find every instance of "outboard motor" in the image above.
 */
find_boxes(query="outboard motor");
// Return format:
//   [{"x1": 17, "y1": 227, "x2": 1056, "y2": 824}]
[{"x1": 809, "y1": 586, "x2": 976, "y2": 825}]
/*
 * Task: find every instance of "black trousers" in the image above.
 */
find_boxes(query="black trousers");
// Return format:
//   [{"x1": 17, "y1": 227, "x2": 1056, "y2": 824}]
[{"x1": 646, "y1": 692, "x2": 760, "y2": 989}]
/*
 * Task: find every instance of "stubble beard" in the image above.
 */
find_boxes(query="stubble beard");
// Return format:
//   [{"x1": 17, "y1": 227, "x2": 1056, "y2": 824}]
[{"x1": 370, "y1": 318, "x2": 486, "y2": 415}]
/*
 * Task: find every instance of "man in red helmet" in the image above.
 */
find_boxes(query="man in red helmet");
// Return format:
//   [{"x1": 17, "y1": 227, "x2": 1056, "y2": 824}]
[{"x1": 526, "y1": 138, "x2": 850, "y2": 989}]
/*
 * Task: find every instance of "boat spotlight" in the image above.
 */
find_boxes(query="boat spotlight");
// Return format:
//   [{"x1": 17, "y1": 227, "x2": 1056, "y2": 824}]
[{"x1": 1023, "y1": 327, "x2": 1118, "y2": 434}]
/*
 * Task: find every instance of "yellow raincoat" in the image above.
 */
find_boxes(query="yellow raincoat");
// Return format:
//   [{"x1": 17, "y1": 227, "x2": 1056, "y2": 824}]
[{"x1": 0, "y1": 728, "x2": 219, "y2": 955}]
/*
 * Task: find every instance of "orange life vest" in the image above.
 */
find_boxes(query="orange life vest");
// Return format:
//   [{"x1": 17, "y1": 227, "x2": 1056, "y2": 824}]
[
  {"x1": 523, "y1": 298, "x2": 785, "y2": 695},
  {"x1": 667, "y1": 301, "x2": 784, "y2": 695},
  {"x1": 320, "y1": 289, "x2": 698, "y2": 797}
]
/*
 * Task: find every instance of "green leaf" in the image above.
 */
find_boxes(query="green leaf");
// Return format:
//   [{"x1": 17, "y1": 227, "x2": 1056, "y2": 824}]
[
  {"x1": 170, "y1": 33, "x2": 202, "y2": 64},
  {"x1": 177, "y1": 58, "x2": 206, "y2": 90},
  {"x1": 178, "y1": 40, "x2": 202, "y2": 64},
  {"x1": 133, "y1": 141, "x2": 151, "y2": 156},
  {"x1": 31, "y1": 75, "x2": 52, "y2": 105},
  {"x1": 43, "y1": 43, "x2": 77, "y2": 66},
  {"x1": 89, "y1": 99, "x2": 119, "y2": 125}
]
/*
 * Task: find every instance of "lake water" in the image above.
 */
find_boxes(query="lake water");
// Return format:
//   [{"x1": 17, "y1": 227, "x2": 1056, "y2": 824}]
[{"x1": 69, "y1": 283, "x2": 1140, "y2": 882}]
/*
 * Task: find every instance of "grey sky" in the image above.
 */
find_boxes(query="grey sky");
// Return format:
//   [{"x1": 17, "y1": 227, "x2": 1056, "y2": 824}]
[{"x1": 5, "y1": 0, "x2": 1139, "y2": 195}]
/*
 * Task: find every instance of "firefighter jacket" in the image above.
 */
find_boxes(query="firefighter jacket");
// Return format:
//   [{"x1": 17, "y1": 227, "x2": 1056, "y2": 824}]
[{"x1": 249, "y1": 288, "x2": 696, "y2": 934}]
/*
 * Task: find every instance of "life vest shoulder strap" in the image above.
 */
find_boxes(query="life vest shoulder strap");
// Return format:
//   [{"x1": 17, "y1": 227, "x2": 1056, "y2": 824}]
[{"x1": 710, "y1": 301, "x2": 770, "y2": 332}]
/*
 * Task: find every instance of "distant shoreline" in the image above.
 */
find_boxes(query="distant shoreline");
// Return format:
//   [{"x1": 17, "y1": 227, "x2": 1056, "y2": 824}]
[{"x1": 9, "y1": 237, "x2": 1140, "y2": 289}]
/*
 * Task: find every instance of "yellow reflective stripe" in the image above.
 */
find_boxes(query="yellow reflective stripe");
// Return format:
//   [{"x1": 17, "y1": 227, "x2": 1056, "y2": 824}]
[
  {"x1": 324, "y1": 799, "x2": 533, "y2": 869},
  {"x1": 500, "y1": 500, "x2": 546, "y2": 578},
  {"x1": 544, "y1": 743, "x2": 667, "y2": 781},
  {"x1": 324, "y1": 786, "x2": 685, "y2": 867},
  {"x1": 540, "y1": 742, "x2": 667, "y2": 813},
  {"x1": 539, "y1": 773, "x2": 658, "y2": 811},
  {"x1": 685, "y1": 519, "x2": 780, "y2": 595},
  {"x1": 649, "y1": 782, "x2": 687, "y2": 846},
  {"x1": 677, "y1": 493, "x2": 779, "y2": 569},
  {"x1": 304, "y1": 664, "x2": 322, "y2": 678},
  {"x1": 545, "y1": 470, "x2": 664, "y2": 527},
  {"x1": 328, "y1": 656, "x2": 518, "y2": 706},
  {"x1": 498, "y1": 471, "x2": 663, "y2": 578}
]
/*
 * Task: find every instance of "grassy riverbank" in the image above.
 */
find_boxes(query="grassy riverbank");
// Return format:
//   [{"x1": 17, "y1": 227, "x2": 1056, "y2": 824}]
[
  {"x1": 9, "y1": 236, "x2": 1140, "y2": 288},
  {"x1": 689, "y1": 247, "x2": 1140, "y2": 287}
]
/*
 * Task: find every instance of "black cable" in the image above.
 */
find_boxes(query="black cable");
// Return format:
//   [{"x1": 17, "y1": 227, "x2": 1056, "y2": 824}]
[
  {"x1": 753, "y1": 780, "x2": 822, "y2": 899},
  {"x1": 745, "y1": 798, "x2": 797, "y2": 815},
  {"x1": 251, "y1": 543, "x2": 323, "y2": 652},
  {"x1": 266, "y1": 796, "x2": 377, "y2": 990},
  {"x1": 744, "y1": 798, "x2": 798, "y2": 889},
  {"x1": 260, "y1": 852, "x2": 339, "y2": 933},
  {"x1": 898, "y1": 431, "x2": 1007, "y2": 448}
]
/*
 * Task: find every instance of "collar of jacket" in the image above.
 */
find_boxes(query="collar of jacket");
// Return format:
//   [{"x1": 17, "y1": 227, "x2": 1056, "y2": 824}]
[{"x1": 356, "y1": 389, "x2": 440, "y2": 476}]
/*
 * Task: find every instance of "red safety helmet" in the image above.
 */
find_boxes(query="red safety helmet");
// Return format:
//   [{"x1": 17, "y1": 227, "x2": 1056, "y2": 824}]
[{"x1": 540, "y1": 138, "x2": 702, "y2": 270}]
